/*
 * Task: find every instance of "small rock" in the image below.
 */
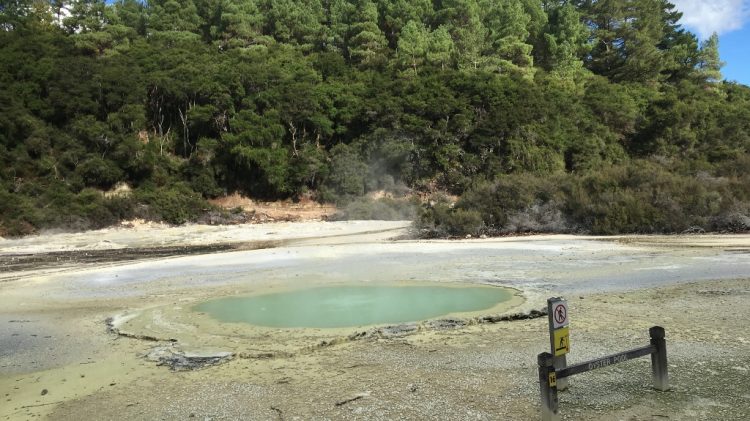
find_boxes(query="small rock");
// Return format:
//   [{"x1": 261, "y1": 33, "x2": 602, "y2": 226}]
[
  {"x1": 145, "y1": 345, "x2": 234, "y2": 370},
  {"x1": 40, "y1": 389, "x2": 48, "y2": 396},
  {"x1": 377, "y1": 323, "x2": 419, "y2": 338},
  {"x1": 427, "y1": 319, "x2": 466, "y2": 330}
]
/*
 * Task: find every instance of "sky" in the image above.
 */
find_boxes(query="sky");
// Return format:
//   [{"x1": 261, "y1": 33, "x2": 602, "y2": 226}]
[{"x1": 671, "y1": 0, "x2": 750, "y2": 85}]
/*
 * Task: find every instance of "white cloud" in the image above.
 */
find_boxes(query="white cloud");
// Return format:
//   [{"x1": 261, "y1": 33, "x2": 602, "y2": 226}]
[{"x1": 671, "y1": 0, "x2": 750, "y2": 38}]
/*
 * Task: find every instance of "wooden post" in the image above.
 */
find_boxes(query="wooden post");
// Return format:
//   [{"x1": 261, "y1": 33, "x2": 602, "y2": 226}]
[
  {"x1": 537, "y1": 352, "x2": 560, "y2": 421},
  {"x1": 649, "y1": 326, "x2": 669, "y2": 391},
  {"x1": 547, "y1": 297, "x2": 568, "y2": 390},
  {"x1": 537, "y1": 327, "x2": 669, "y2": 419}
]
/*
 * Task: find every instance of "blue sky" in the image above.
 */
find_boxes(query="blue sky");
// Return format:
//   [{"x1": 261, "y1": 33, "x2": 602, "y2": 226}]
[
  {"x1": 718, "y1": 30, "x2": 749, "y2": 85},
  {"x1": 671, "y1": 0, "x2": 750, "y2": 85}
]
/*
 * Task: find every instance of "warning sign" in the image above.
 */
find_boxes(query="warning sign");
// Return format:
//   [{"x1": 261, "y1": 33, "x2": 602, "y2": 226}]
[
  {"x1": 553, "y1": 327, "x2": 570, "y2": 356},
  {"x1": 552, "y1": 300, "x2": 569, "y2": 329}
]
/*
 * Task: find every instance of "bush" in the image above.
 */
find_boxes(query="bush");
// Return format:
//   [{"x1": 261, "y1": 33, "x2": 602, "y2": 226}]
[
  {"x1": 709, "y1": 203, "x2": 750, "y2": 232},
  {"x1": 420, "y1": 205, "x2": 484, "y2": 237},
  {"x1": 416, "y1": 195, "x2": 485, "y2": 237},
  {"x1": 457, "y1": 176, "x2": 558, "y2": 230},
  {"x1": 322, "y1": 144, "x2": 368, "y2": 204},
  {"x1": 134, "y1": 183, "x2": 210, "y2": 225},
  {"x1": 416, "y1": 160, "x2": 750, "y2": 237},
  {"x1": 76, "y1": 157, "x2": 124, "y2": 189},
  {"x1": 0, "y1": 183, "x2": 41, "y2": 236}
]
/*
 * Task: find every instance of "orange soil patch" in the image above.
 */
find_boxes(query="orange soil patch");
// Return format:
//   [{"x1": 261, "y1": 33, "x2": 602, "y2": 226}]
[{"x1": 209, "y1": 193, "x2": 337, "y2": 222}]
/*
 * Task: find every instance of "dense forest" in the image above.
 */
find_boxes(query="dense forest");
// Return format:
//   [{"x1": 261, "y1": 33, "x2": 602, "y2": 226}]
[{"x1": 1, "y1": 0, "x2": 749, "y2": 237}]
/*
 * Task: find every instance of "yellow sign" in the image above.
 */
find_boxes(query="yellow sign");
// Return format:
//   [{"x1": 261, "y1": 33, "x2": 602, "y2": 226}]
[
  {"x1": 554, "y1": 327, "x2": 570, "y2": 356},
  {"x1": 548, "y1": 372, "x2": 557, "y2": 387}
]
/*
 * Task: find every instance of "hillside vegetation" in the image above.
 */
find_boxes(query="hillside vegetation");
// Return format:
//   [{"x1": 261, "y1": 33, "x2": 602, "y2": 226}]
[{"x1": 1, "y1": 0, "x2": 749, "y2": 236}]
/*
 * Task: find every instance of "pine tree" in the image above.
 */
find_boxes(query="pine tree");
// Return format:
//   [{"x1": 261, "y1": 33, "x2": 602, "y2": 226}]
[
  {"x1": 64, "y1": 0, "x2": 107, "y2": 33},
  {"x1": 325, "y1": 0, "x2": 354, "y2": 52},
  {"x1": 696, "y1": 32, "x2": 723, "y2": 83},
  {"x1": 482, "y1": 0, "x2": 538, "y2": 74},
  {"x1": 615, "y1": 0, "x2": 665, "y2": 82},
  {"x1": 397, "y1": 20, "x2": 428, "y2": 74},
  {"x1": 654, "y1": 0, "x2": 699, "y2": 82},
  {"x1": 213, "y1": 0, "x2": 266, "y2": 48},
  {"x1": 264, "y1": 0, "x2": 325, "y2": 48},
  {"x1": 110, "y1": 0, "x2": 148, "y2": 36},
  {"x1": 580, "y1": 0, "x2": 687, "y2": 82},
  {"x1": 379, "y1": 0, "x2": 433, "y2": 47},
  {"x1": 148, "y1": 0, "x2": 202, "y2": 33},
  {"x1": 426, "y1": 25, "x2": 455, "y2": 70},
  {"x1": 438, "y1": 0, "x2": 486, "y2": 70},
  {"x1": 541, "y1": 3, "x2": 590, "y2": 75},
  {"x1": 347, "y1": 0, "x2": 388, "y2": 67}
]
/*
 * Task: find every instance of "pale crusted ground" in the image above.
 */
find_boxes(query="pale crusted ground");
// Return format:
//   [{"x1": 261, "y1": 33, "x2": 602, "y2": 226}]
[
  {"x1": 5, "y1": 279, "x2": 747, "y2": 421},
  {"x1": 0, "y1": 223, "x2": 748, "y2": 420}
]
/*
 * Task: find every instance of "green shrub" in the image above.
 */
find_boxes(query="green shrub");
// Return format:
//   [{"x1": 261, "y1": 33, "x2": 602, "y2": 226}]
[
  {"x1": 323, "y1": 144, "x2": 368, "y2": 204},
  {"x1": 417, "y1": 160, "x2": 750, "y2": 237},
  {"x1": 416, "y1": 195, "x2": 485, "y2": 237},
  {"x1": 0, "y1": 183, "x2": 41, "y2": 236},
  {"x1": 76, "y1": 157, "x2": 124, "y2": 189},
  {"x1": 134, "y1": 183, "x2": 210, "y2": 224}
]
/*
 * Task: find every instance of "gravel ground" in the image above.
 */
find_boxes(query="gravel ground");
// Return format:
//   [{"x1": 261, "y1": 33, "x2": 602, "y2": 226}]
[
  {"x1": 0, "y1": 224, "x2": 748, "y2": 420},
  {"x1": 2, "y1": 279, "x2": 743, "y2": 421}
]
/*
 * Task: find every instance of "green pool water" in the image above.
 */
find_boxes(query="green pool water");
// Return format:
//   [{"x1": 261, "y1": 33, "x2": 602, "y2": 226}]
[{"x1": 194, "y1": 284, "x2": 513, "y2": 328}]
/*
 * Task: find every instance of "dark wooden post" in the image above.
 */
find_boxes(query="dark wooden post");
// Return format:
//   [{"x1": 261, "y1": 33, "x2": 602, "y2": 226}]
[
  {"x1": 537, "y1": 352, "x2": 560, "y2": 421},
  {"x1": 649, "y1": 326, "x2": 669, "y2": 391}
]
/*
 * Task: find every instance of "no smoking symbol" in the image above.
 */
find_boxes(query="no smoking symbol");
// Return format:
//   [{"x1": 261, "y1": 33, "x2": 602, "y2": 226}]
[{"x1": 554, "y1": 304, "x2": 567, "y2": 325}]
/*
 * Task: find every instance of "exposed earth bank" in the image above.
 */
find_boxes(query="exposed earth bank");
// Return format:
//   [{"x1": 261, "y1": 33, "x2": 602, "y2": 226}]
[{"x1": 0, "y1": 222, "x2": 748, "y2": 420}]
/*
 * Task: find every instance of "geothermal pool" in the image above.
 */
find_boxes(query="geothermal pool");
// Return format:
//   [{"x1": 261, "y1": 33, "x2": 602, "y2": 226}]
[{"x1": 193, "y1": 284, "x2": 514, "y2": 328}]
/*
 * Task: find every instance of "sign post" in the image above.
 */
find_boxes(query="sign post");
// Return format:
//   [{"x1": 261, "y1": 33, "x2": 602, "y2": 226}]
[
  {"x1": 537, "y1": 352, "x2": 560, "y2": 421},
  {"x1": 537, "y1": 325, "x2": 670, "y2": 419},
  {"x1": 547, "y1": 297, "x2": 569, "y2": 390}
]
